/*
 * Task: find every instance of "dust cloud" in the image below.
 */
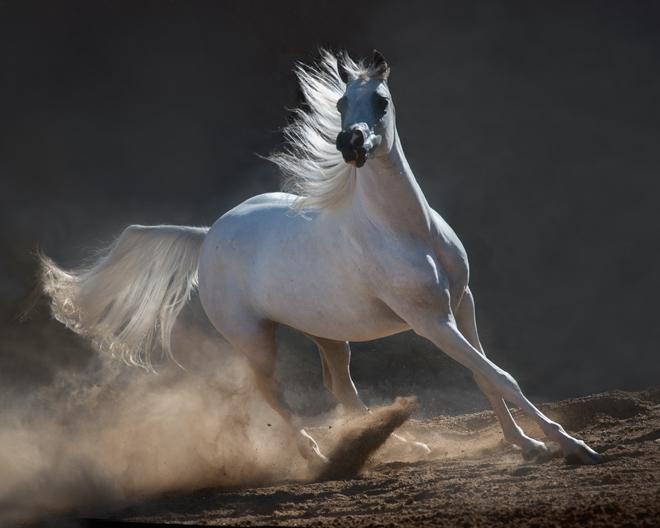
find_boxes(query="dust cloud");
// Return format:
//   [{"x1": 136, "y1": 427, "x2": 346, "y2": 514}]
[
  {"x1": 370, "y1": 414, "x2": 512, "y2": 468},
  {"x1": 0, "y1": 304, "x2": 305, "y2": 525},
  {"x1": 0, "y1": 298, "x2": 421, "y2": 526}
]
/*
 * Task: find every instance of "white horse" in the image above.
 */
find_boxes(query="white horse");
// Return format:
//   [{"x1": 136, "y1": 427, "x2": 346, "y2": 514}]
[{"x1": 41, "y1": 50, "x2": 602, "y2": 467}]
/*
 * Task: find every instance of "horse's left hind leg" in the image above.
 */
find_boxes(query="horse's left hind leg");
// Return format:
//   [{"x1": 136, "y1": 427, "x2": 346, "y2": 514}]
[
  {"x1": 214, "y1": 318, "x2": 328, "y2": 469},
  {"x1": 312, "y1": 336, "x2": 430, "y2": 455},
  {"x1": 311, "y1": 337, "x2": 367, "y2": 413}
]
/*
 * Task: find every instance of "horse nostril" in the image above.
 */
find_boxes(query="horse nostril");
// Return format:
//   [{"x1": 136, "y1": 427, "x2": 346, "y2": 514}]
[
  {"x1": 336, "y1": 131, "x2": 351, "y2": 151},
  {"x1": 336, "y1": 126, "x2": 371, "y2": 166},
  {"x1": 336, "y1": 128, "x2": 367, "y2": 152},
  {"x1": 349, "y1": 130, "x2": 364, "y2": 148}
]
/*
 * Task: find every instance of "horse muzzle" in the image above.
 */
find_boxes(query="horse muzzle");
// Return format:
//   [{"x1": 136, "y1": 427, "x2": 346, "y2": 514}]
[{"x1": 336, "y1": 123, "x2": 381, "y2": 168}]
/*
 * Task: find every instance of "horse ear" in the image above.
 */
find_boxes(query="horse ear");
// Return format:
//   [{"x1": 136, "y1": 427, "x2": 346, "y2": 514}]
[
  {"x1": 371, "y1": 49, "x2": 390, "y2": 79},
  {"x1": 338, "y1": 60, "x2": 352, "y2": 84}
]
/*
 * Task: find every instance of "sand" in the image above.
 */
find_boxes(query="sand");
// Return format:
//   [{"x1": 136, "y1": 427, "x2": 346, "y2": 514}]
[{"x1": 83, "y1": 388, "x2": 660, "y2": 528}]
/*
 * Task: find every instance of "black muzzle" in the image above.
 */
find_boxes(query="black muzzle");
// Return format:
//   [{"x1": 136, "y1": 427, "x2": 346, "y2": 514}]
[{"x1": 336, "y1": 123, "x2": 379, "y2": 168}]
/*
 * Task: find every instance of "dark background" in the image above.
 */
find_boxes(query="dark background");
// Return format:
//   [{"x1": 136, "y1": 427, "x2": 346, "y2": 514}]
[{"x1": 1, "y1": 1, "x2": 659, "y2": 414}]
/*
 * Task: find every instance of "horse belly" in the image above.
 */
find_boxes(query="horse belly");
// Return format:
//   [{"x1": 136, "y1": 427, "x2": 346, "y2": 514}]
[
  {"x1": 254, "y1": 242, "x2": 408, "y2": 341},
  {"x1": 260, "y1": 279, "x2": 410, "y2": 341},
  {"x1": 252, "y1": 234, "x2": 408, "y2": 341}
]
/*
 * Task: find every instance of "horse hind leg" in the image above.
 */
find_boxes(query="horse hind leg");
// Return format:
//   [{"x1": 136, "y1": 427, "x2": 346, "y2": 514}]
[
  {"x1": 312, "y1": 336, "x2": 430, "y2": 456},
  {"x1": 211, "y1": 316, "x2": 328, "y2": 469},
  {"x1": 318, "y1": 345, "x2": 334, "y2": 395},
  {"x1": 455, "y1": 288, "x2": 549, "y2": 460},
  {"x1": 312, "y1": 337, "x2": 367, "y2": 413}
]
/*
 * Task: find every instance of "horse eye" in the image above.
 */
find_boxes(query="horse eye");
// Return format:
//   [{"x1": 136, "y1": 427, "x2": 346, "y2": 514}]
[
  {"x1": 374, "y1": 95, "x2": 389, "y2": 114},
  {"x1": 336, "y1": 97, "x2": 347, "y2": 113}
]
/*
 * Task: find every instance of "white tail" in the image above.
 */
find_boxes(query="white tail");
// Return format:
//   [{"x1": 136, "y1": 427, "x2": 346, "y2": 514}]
[{"x1": 40, "y1": 224, "x2": 209, "y2": 370}]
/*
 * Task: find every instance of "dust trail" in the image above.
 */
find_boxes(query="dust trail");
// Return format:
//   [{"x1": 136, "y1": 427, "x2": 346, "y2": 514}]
[
  {"x1": 315, "y1": 397, "x2": 417, "y2": 481},
  {"x1": 0, "y1": 305, "x2": 306, "y2": 526},
  {"x1": 0, "y1": 297, "x2": 421, "y2": 526},
  {"x1": 369, "y1": 410, "x2": 516, "y2": 466}
]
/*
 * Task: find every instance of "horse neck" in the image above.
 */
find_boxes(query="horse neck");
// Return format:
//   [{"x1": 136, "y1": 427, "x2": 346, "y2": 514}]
[{"x1": 352, "y1": 131, "x2": 432, "y2": 237}]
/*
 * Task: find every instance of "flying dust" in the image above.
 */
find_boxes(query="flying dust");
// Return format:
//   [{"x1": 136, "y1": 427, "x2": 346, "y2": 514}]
[
  {"x1": 0, "y1": 298, "x2": 443, "y2": 525},
  {"x1": 0, "y1": 308, "x2": 297, "y2": 524}
]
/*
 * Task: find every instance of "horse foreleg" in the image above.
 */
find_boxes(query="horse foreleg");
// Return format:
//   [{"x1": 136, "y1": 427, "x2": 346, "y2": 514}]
[
  {"x1": 412, "y1": 314, "x2": 602, "y2": 464},
  {"x1": 455, "y1": 288, "x2": 549, "y2": 460}
]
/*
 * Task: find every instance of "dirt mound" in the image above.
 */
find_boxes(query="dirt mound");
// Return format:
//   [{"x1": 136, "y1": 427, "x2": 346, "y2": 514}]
[{"x1": 540, "y1": 390, "x2": 652, "y2": 431}]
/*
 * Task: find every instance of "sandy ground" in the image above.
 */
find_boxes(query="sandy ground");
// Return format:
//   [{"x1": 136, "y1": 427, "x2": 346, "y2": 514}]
[{"x1": 79, "y1": 388, "x2": 660, "y2": 528}]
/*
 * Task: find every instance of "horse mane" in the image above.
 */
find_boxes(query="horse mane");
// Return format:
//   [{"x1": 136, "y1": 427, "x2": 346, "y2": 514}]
[{"x1": 267, "y1": 50, "x2": 378, "y2": 210}]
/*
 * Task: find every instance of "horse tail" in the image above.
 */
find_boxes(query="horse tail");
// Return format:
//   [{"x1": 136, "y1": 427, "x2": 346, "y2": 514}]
[{"x1": 39, "y1": 224, "x2": 209, "y2": 370}]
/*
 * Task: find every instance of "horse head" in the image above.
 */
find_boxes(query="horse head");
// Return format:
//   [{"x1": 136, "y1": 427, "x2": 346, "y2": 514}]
[{"x1": 335, "y1": 50, "x2": 394, "y2": 168}]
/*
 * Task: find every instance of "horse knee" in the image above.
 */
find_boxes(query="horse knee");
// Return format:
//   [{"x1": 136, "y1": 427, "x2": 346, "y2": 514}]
[{"x1": 488, "y1": 368, "x2": 522, "y2": 403}]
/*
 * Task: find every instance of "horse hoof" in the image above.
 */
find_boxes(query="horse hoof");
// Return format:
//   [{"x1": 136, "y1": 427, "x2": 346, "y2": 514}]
[
  {"x1": 411, "y1": 440, "x2": 432, "y2": 456},
  {"x1": 391, "y1": 433, "x2": 431, "y2": 457},
  {"x1": 298, "y1": 429, "x2": 329, "y2": 466},
  {"x1": 564, "y1": 440, "x2": 604, "y2": 465},
  {"x1": 521, "y1": 440, "x2": 551, "y2": 462}
]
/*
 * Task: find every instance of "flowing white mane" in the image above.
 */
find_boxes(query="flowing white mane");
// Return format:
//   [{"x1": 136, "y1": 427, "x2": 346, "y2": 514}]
[{"x1": 267, "y1": 50, "x2": 378, "y2": 210}]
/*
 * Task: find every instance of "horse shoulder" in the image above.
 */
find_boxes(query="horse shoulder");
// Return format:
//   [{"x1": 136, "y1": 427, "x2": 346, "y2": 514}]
[
  {"x1": 367, "y1": 236, "x2": 452, "y2": 316},
  {"x1": 428, "y1": 208, "x2": 470, "y2": 298}
]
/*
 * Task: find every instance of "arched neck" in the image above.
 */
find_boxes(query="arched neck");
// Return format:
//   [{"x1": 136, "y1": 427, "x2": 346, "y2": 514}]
[{"x1": 352, "y1": 132, "x2": 432, "y2": 237}]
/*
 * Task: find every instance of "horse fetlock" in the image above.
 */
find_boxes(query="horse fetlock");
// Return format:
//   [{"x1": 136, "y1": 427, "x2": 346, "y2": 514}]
[
  {"x1": 411, "y1": 440, "x2": 432, "y2": 455},
  {"x1": 542, "y1": 420, "x2": 569, "y2": 441},
  {"x1": 563, "y1": 439, "x2": 603, "y2": 465},
  {"x1": 502, "y1": 424, "x2": 527, "y2": 444},
  {"x1": 501, "y1": 425, "x2": 549, "y2": 459},
  {"x1": 391, "y1": 433, "x2": 432, "y2": 457},
  {"x1": 520, "y1": 438, "x2": 551, "y2": 461}
]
